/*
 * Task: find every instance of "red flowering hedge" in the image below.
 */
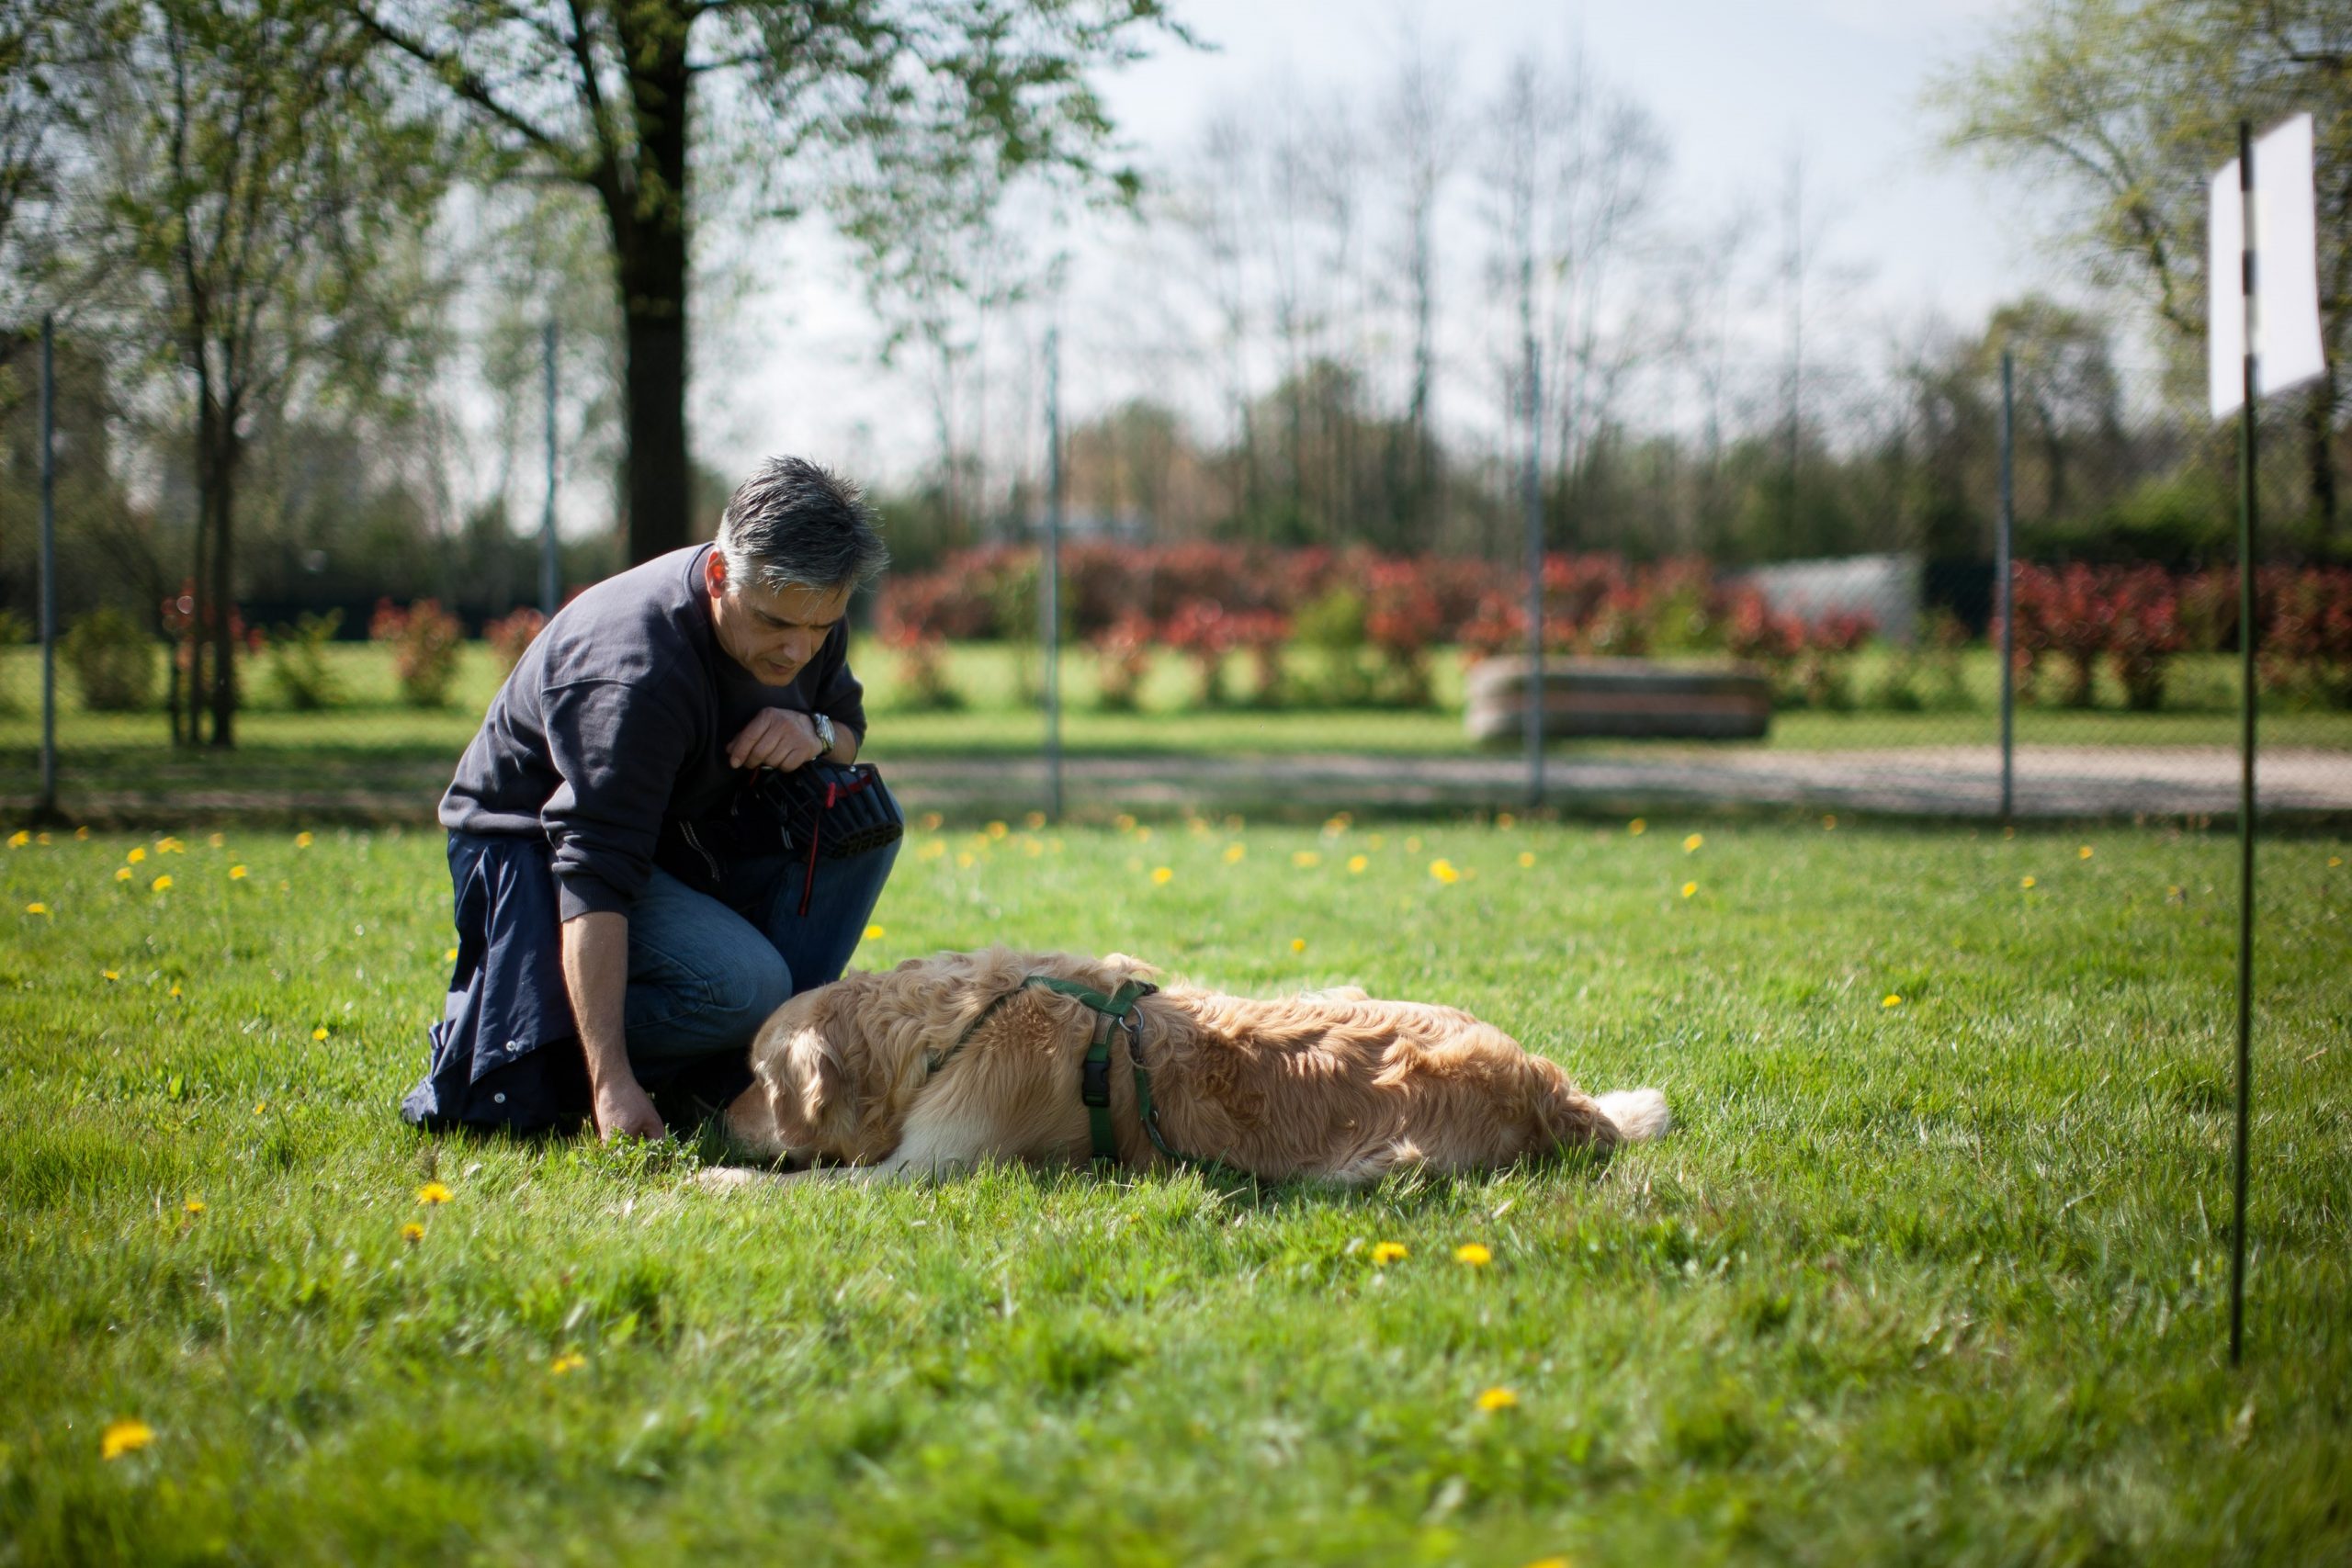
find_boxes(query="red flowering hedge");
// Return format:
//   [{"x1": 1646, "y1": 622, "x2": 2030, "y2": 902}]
[{"x1": 877, "y1": 545, "x2": 2352, "y2": 712}]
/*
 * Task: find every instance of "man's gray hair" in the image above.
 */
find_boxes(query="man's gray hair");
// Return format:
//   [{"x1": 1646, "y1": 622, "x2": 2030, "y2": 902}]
[{"x1": 713, "y1": 457, "x2": 888, "y2": 594}]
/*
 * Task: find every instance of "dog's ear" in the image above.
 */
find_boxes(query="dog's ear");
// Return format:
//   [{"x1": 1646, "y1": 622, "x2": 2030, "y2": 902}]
[
  {"x1": 756, "y1": 1012, "x2": 858, "y2": 1153},
  {"x1": 1101, "y1": 952, "x2": 1160, "y2": 982}
]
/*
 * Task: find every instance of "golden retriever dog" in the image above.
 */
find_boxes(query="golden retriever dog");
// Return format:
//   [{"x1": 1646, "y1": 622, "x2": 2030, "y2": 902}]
[{"x1": 717, "y1": 946, "x2": 1668, "y2": 1184}]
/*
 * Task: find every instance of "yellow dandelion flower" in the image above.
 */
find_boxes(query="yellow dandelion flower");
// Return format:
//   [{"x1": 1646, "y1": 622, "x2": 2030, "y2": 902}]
[
  {"x1": 1822, "y1": 815, "x2": 1838, "y2": 830},
  {"x1": 2078, "y1": 845, "x2": 2094, "y2": 860},
  {"x1": 156, "y1": 837, "x2": 185, "y2": 854},
  {"x1": 986, "y1": 820, "x2": 1009, "y2": 840},
  {"x1": 1429, "y1": 859, "x2": 1460, "y2": 884},
  {"x1": 2020, "y1": 876, "x2": 2036, "y2": 889},
  {"x1": 1289, "y1": 938, "x2": 1306, "y2": 953},
  {"x1": 864, "y1": 924, "x2": 886, "y2": 940},
  {"x1": 956, "y1": 852, "x2": 976, "y2": 870},
  {"x1": 277, "y1": 880, "x2": 289, "y2": 892},
  {"x1": 100, "y1": 1418, "x2": 154, "y2": 1460},
  {"x1": 2329, "y1": 856, "x2": 2343, "y2": 868},
  {"x1": 127, "y1": 846, "x2": 146, "y2": 863},
  {"x1": 1496, "y1": 812, "x2": 1516, "y2": 829},
  {"x1": 550, "y1": 1352, "x2": 586, "y2": 1375},
  {"x1": 1150, "y1": 866, "x2": 1173, "y2": 886},
  {"x1": 918, "y1": 811, "x2": 944, "y2": 832},
  {"x1": 1627, "y1": 818, "x2": 1646, "y2": 835},
  {"x1": 208, "y1": 833, "x2": 225, "y2": 848},
  {"x1": 103, "y1": 969, "x2": 119, "y2": 981},
  {"x1": 115, "y1": 866, "x2": 132, "y2": 883},
  {"x1": 1882, "y1": 994, "x2": 1903, "y2": 1009},
  {"x1": 295, "y1": 831, "x2": 314, "y2": 848},
  {"x1": 74, "y1": 826, "x2": 89, "y2": 840},
  {"x1": 6, "y1": 829, "x2": 27, "y2": 848},
  {"x1": 918, "y1": 839, "x2": 945, "y2": 861},
  {"x1": 415, "y1": 1181, "x2": 453, "y2": 1205},
  {"x1": 1521, "y1": 1557, "x2": 1572, "y2": 1568},
  {"x1": 229, "y1": 865, "x2": 247, "y2": 880},
  {"x1": 1114, "y1": 814, "x2": 1136, "y2": 833},
  {"x1": 35, "y1": 831, "x2": 49, "y2": 844},
  {"x1": 182, "y1": 1197, "x2": 205, "y2": 1215},
  {"x1": 151, "y1": 875, "x2": 173, "y2": 893},
  {"x1": 1292, "y1": 850, "x2": 1321, "y2": 869},
  {"x1": 253, "y1": 1101, "x2": 266, "y2": 1115},
  {"x1": 401, "y1": 1222, "x2": 424, "y2": 1244},
  {"x1": 1367, "y1": 833, "x2": 1385, "y2": 850},
  {"x1": 1680, "y1": 881, "x2": 1698, "y2": 898},
  {"x1": 1347, "y1": 854, "x2": 1368, "y2": 874},
  {"x1": 1518, "y1": 851, "x2": 1536, "y2": 868},
  {"x1": 1405, "y1": 836, "x2": 1423, "y2": 852},
  {"x1": 1222, "y1": 843, "x2": 1247, "y2": 864},
  {"x1": 24, "y1": 902, "x2": 48, "y2": 916},
  {"x1": 444, "y1": 947, "x2": 458, "y2": 962},
  {"x1": 1370, "y1": 1241, "x2": 1408, "y2": 1265},
  {"x1": 1454, "y1": 1243, "x2": 1492, "y2": 1266},
  {"x1": 1476, "y1": 1386, "x2": 1520, "y2": 1413},
  {"x1": 1135, "y1": 826, "x2": 1153, "y2": 843},
  {"x1": 1323, "y1": 813, "x2": 1351, "y2": 834},
  {"x1": 168, "y1": 983, "x2": 182, "y2": 998},
  {"x1": 1683, "y1": 833, "x2": 1704, "y2": 852},
  {"x1": 311, "y1": 1027, "x2": 330, "y2": 1042},
  {"x1": 1023, "y1": 811, "x2": 1046, "y2": 830}
]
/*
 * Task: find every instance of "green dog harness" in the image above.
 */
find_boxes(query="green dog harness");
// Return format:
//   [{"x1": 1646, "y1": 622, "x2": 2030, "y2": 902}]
[{"x1": 926, "y1": 975, "x2": 1181, "y2": 1164}]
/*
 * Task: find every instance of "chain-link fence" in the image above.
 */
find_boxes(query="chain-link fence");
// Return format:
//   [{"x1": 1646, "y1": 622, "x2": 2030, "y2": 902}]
[{"x1": 3, "y1": 355, "x2": 2347, "y2": 825}]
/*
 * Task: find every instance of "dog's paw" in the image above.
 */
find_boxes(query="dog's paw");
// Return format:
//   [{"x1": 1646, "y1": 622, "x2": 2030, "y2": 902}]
[{"x1": 693, "y1": 1166, "x2": 808, "y2": 1192}]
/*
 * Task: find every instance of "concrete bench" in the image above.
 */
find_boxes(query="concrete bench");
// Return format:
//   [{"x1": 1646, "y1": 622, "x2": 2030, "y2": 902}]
[{"x1": 1464, "y1": 657, "x2": 1772, "y2": 743}]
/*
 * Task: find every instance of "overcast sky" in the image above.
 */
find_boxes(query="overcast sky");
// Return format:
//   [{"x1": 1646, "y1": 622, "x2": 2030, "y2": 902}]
[{"x1": 693, "y1": 0, "x2": 2063, "y2": 491}]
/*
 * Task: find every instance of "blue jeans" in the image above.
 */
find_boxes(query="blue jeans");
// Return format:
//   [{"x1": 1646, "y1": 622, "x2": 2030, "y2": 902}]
[{"x1": 624, "y1": 838, "x2": 899, "y2": 1077}]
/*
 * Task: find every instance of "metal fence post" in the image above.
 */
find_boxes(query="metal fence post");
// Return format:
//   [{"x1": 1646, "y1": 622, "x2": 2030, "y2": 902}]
[
  {"x1": 540, "y1": 320, "x2": 560, "y2": 617},
  {"x1": 1998, "y1": 350, "x2": 2015, "y2": 822},
  {"x1": 2228, "y1": 118, "x2": 2259, "y2": 1369},
  {"x1": 1042, "y1": 325, "x2": 1064, "y2": 823},
  {"x1": 38, "y1": 313, "x2": 58, "y2": 821},
  {"x1": 1522, "y1": 323, "x2": 1543, "y2": 808}
]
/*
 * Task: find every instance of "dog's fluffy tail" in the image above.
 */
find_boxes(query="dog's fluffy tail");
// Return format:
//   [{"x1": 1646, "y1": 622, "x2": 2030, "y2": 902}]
[{"x1": 1594, "y1": 1089, "x2": 1672, "y2": 1144}]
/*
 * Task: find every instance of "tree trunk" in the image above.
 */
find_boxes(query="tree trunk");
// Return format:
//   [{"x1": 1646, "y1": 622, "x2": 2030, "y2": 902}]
[
  {"x1": 610, "y1": 6, "x2": 694, "y2": 566},
  {"x1": 206, "y1": 411, "x2": 241, "y2": 748}
]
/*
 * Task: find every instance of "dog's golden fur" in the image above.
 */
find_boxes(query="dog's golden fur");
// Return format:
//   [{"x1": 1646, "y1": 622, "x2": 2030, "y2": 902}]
[{"x1": 720, "y1": 946, "x2": 1668, "y2": 1183}]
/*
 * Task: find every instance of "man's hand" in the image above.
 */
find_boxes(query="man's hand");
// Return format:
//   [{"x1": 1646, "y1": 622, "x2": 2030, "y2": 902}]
[
  {"x1": 594, "y1": 1075, "x2": 666, "y2": 1142},
  {"x1": 726, "y1": 708, "x2": 827, "y2": 772}
]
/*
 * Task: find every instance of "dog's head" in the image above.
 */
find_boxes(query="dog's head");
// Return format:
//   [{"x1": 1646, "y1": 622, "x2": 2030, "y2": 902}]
[
  {"x1": 724, "y1": 970, "x2": 905, "y2": 1168},
  {"x1": 721, "y1": 947, "x2": 1163, "y2": 1168}
]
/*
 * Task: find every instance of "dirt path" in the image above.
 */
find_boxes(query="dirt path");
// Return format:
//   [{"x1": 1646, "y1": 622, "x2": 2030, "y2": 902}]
[{"x1": 17, "y1": 744, "x2": 2342, "y2": 823}]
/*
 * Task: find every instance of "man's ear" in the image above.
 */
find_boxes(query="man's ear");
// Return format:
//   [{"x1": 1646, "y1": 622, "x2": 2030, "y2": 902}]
[{"x1": 758, "y1": 1021, "x2": 855, "y2": 1151}]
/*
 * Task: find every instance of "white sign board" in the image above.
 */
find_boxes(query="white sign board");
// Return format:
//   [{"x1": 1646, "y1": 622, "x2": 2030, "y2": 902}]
[{"x1": 2210, "y1": 113, "x2": 2327, "y2": 418}]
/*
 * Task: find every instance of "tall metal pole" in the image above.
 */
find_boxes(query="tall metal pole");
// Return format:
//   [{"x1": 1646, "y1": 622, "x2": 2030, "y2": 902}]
[
  {"x1": 539, "y1": 320, "x2": 560, "y2": 617},
  {"x1": 2229, "y1": 119, "x2": 2259, "y2": 1369},
  {"x1": 38, "y1": 314, "x2": 58, "y2": 820},
  {"x1": 1042, "y1": 325, "x2": 1064, "y2": 821},
  {"x1": 1521, "y1": 299, "x2": 1544, "y2": 807},
  {"x1": 1997, "y1": 350, "x2": 2016, "y2": 822}
]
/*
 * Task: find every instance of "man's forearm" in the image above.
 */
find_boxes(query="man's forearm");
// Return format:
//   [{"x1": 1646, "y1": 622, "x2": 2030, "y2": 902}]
[{"x1": 560, "y1": 910, "x2": 634, "y2": 1092}]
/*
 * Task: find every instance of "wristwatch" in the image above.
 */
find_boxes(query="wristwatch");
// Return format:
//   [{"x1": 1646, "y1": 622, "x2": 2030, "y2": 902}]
[{"x1": 810, "y1": 712, "x2": 837, "y2": 756}]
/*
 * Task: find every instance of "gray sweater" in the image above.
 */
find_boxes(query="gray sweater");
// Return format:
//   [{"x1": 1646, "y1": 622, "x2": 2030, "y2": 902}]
[{"x1": 439, "y1": 544, "x2": 867, "y2": 919}]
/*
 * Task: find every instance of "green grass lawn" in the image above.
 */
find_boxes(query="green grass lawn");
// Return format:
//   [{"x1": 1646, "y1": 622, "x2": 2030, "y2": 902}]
[
  {"x1": 6, "y1": 641, "x2": 2350, "y2": 785},
  {"x1": 3, "y1": 818, "x2": 2348, "y2": 1563}
]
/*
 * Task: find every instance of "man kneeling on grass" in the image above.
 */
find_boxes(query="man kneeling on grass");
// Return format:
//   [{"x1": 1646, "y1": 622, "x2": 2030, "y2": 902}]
[{"x1": 402, "y1": 457, "x2": 894, "y2": 1141}]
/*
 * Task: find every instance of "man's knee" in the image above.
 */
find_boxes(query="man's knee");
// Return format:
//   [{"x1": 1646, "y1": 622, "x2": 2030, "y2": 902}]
[{"x1": 711, "y1": 948, "x2": 795, "y2": 1035}]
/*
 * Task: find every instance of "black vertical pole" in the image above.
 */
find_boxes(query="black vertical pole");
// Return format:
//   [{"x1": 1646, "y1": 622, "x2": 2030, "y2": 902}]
[
  {"x1": 1042, "y1": 326, "x2": 1064, "y2": 822},
  {"x1": 1998, "y1": 350, "x2": 2016, "y2": 822},
  {"x1": 2229, "y1": 118, "x2": 2258, "y2": 1369},
  {"x1": 1522, "y1": 310, "x2": 1544, "y2": 807},
  {"x1": 38, "y1": 313, "x2": 58, "y2": 820},
  {"x1": 540, "y1": 320, "x2": 560, "y2": 617}
]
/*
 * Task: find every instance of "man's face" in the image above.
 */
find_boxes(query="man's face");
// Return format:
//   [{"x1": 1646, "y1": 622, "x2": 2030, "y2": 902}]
[{"x1": 705, "y1": 553, "x2": 853, "y2": 687}]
